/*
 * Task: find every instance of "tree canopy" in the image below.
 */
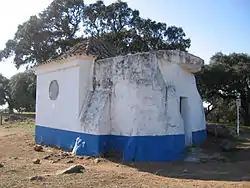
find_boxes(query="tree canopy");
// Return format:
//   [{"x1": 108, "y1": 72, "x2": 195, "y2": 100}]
[
  {"x1": 0, "y1": 72, "x2": 36, "y2": 113},
  {"x1": 0, "y1": 0, "x2": 190, "y2": 68},
  {"x1": 196, "y1": 52, "x2": 250, "y2": 125}
]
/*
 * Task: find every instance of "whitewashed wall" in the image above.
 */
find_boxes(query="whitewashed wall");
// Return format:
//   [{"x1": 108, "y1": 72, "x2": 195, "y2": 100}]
[
  {"x1": 35, "y1": 57, "x2": 94, "y2": 133},
  {"x1": 80, "y1": 51, "x2": 205, "y2": 137},
  {"x1": 35, "y1": 51, "x2": 205, "y2": 138}
]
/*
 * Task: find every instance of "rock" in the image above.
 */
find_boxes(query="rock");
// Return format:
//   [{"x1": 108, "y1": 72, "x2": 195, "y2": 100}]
[
  {"x1": 29, "y1": 175, "x2": 45, "y2": 181},
  {"x1": 66, "y1": 160, "x2": 74, "y2": 164},
  {"x1": 34, "y1": 145, "x2": 43, "y2": 152},
  {"x1": 33, "y1": 159, "x2": 40, "y2": 164},
  {"x1": 220, "y1": 139, "x2": 237, "y2": 152},
  {"x1": 0, "y1": 163, "x2": 4, "y2": 168},
  {"x1": 94, "y1": 158, "x2": 101, "y2": 164},
  {"x1": 56, "y1": 165, "x2": 85, "y2": 175},
  {"x1": 43, "y1": 154, "x2": 52, "y2": 160},
  {"x1": 85, "y1": 156, "x2": 92, "y2": 160},
  {"x1": 60, "y1": 152, "x2": 70, "y2": 158},
  {"x1": 52, "y1": 159, "x2": 60, "y2": 164}
]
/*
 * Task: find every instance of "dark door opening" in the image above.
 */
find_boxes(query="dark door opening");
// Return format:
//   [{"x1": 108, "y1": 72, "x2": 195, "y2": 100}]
[{"x1": 180, "y1": 97, "x2": 192, "y2": 146}]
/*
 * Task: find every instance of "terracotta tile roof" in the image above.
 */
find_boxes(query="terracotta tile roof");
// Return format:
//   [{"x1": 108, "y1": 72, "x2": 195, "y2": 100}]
[{"x1": 42, "y1": 38, "x2": 117, "y2": 65}]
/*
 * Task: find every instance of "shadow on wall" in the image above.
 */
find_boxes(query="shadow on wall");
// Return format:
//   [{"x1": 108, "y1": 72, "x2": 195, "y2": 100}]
[{"x1": 103, "y1": 135, "x2": 250, "y2": 182}]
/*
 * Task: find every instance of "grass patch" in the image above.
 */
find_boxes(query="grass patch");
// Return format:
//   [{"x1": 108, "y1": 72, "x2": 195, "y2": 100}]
[
  {"x1": 19, "y1": 112, "x2": 36, "y2": 115},
  {"x1": 3, "y1": 120, "x2": 35, "y2": 131}
]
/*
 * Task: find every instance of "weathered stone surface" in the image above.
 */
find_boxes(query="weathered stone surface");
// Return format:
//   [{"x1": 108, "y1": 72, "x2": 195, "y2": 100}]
[
  {"x1": 56, "y1": 165, "x2": 85, "y2": 175},
  {"x1": 34, "y1": 145, "x2": 43, "y2": 152},
  {"x1": 33, "y1": 159, "x2": 41, "y2": 164}
]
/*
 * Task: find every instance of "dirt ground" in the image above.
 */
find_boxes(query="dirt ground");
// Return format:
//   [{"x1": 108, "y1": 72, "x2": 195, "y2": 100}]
[{"x1": 0, "y1": 122, "x2": 250, "y2": 188}]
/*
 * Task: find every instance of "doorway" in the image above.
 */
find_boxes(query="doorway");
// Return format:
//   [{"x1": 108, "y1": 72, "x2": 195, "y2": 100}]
[{"x1": 180, "y1": 97, "x2": 192, "y2": 146}]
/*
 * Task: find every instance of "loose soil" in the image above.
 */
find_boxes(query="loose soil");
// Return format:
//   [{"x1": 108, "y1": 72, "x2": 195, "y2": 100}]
[{"x1": 0, "y1": 122, "x2": 250, "y2": 188}]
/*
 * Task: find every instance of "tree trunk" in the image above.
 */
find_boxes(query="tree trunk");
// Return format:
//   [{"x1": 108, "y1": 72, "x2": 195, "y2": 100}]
[{"x1": 8, "y1": 105, "x2": 14, "y2": 114}]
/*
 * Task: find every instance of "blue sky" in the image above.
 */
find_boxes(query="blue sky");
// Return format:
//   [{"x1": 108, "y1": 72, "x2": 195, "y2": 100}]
[{"x1": 0, "y1": 0, "x2": 249, "y2": 78}]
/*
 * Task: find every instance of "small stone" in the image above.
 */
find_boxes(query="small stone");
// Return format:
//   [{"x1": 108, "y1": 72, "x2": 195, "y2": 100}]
[
  {"x1": 116, "y1": 164, "x2": 119, "y2": 167},
  {"x1": 94, "y1": 158, "x2": 101, "y2": 164},
  {"x1": 78, "y1": 156, "x2": 84, "y2": 159},
  {"x1": 183, "y1": 169, "x2": 188, "y2": 173},
  {"x1": 13, "y1": 157, "x2": 18, "y2": 160},
  {"x1": 56, "y1": 165, "x2": 85, "y2": 175},
  {"x1": 52, "y1": 159, "x2": 60, "y2": 164},
  {"x1": 85, "y1": 156, "x2": 92, "y2": 160},
  {"x1": 66, "y1": 160, "x2": 74, "y2": 164},
  {"x1": 60, "y1": 152, "x2": 70, "y2": 158},
  {"x1": 29, "y1": 175, "x2": 45, "y2": 181},
  {"x1": 43, "y1": 154, "x2": 51, "y2": 160},
  {"x1": 0, "y1": 163, "x2": 4, "y2": 168},
  {"x1": 33, "y1": 159, "x2": 41, "y2": 164},
  {"x1": 34, "y1": 145, "x2": 43, "y2": 152}
]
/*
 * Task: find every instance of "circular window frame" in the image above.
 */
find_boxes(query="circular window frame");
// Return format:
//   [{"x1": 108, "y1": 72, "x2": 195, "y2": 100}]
[{"x1": 49, "y1": 80, "x2": 59, "y2": 100}]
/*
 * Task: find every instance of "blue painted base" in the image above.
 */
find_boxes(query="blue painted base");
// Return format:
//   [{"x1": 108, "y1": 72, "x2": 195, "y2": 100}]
[
  {"x1": 35, "y1": 125, "x2": 206, "y2": 162},
  {"x1": 192, "y1": 129, "x2": 207, "y2": 145}
]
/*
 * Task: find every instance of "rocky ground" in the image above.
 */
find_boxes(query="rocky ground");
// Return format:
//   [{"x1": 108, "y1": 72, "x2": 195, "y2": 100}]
[{"x1": 0, "y1": 121, "x2": 250, "y2": 188}]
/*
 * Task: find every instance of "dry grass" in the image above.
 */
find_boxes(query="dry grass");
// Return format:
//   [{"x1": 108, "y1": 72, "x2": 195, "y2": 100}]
[{"x1": 0, "y1": 122, "x2": 250, "y2": 188}]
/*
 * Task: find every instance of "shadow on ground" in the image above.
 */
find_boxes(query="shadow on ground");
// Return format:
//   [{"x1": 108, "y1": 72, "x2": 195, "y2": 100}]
[{"x1": 105, "y1": 135, "x2": 250, "y2": 182}]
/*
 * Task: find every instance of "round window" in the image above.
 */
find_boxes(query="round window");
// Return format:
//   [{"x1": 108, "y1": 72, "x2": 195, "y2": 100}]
[{"x1": 49, "y1": 80, "x2": 59, "y2": 100}]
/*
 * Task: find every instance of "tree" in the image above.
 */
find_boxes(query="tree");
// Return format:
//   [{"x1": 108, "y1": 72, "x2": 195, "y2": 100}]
[
  {"x1": 84, "y1": 1, "x2": 191, "y2": 55},
  {"x1": 0, "y1": 0, "x2": 85, "y2": 68},
  {"x1": 9, "y1": 71, "x2": 36, "y2": 112},
  {"x1": 0, "y1": 74, "x2": 14, "y2": 113},
  {"x1": 1, "y1": 0, "x2": 191, "y2": 68},
  {"x1": 197, "y1": 52, "x2": 250, "y2": 125}
]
